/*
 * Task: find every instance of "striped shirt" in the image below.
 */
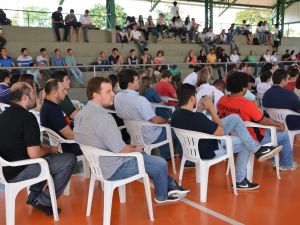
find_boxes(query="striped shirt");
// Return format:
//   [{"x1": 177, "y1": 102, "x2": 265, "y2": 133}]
[
  {"x1": 17, "y1": 55, "x2": 33, "y2": 67},
  {"x1": 114, "y1": 89, "x2": 162, "y2": 144},
  {"x1": 0, "y1": 83, "x2": 10, "y2": 104}
]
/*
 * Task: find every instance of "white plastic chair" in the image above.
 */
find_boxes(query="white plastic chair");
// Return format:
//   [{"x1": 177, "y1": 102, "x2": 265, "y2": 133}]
[
  {"x1": 0, "y1": 103, "x2": 9, "y2": 113},
  {"x1": 161, "y1": 96, "x2": 178, "y2": 103},
  {"x1": 265, "y1": 108, "x2": 300, "y2": 148},
  {"x1": 44, "y1": 127, "x2": 90, "y2": 195},
  {"x1": 30, "y1": 110, "x2": 45, "y2": 142},
  {"x1": 71, "y1": 100, "x2": 85, "y2": 109},
  {"x1": 225, "y1": 122, "x2": 280, "y2": 182},
  {"x1": 0, "y1": 157, "x2": 59, "y2": 225},
  {"x1": 124, "y1": 119, "x2": 176, "y2": 174},
  {"x1": 173, "y1": 127, "x2": 237, "y2": 202},
  {"x1": 151, "y1": 103, "x2": 176, "y2": 113},
  {"x1": 256, "y1": 93, "x2": 264, "y2": 111},
  {"x1": 79, "y1": 144, "x2": 154, "y2": 225}
]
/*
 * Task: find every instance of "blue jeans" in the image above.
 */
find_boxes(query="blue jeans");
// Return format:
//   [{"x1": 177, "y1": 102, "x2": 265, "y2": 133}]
[
  {"x1": 9, "y1": 153, "x2": 77, "y2": 206},
  {"x1": 108, "y1": 153, "x2": 178, "y2": 201},
  {"x1": 134, "y1": 39, "x2": 148, "y2": 54},
  {"x1": 204, "y1": 40, "x2": 215, "y2": 54},
  {"x1": 152, "y1": 128, "x2": 182, "y2": 160},
  {"x1": 217, "y1": 114, "x2": 261, "y2": 182},
  {"x1": 260, "y1": 129, "x2": 293, "y2": 167},
  {"x1": 69, "y1": 67, "x2": 84, "y2": 85}
]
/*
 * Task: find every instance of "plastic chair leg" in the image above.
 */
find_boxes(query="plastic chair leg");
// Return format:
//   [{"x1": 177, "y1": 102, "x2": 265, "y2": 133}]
[
  {"x1": 246, "y1": 154, "x2": 254, "y2": 182},
  {"x1": 200, "y1": 164, "x2": 209, "y2": 203},
  {"x1": 143, "y1": 175, "x2": 154, "y2": 221},
  {"x1": 274, "y1": 154, "x2": 281, "y2": 179},
  {"x1": 228, "y1": 157, "x2": 237, "y2": 195},
  {"x1": 83, "y1": 158, "x2": 90, "y2": 178},
  {"x1": 178, "y1": 158, "x2": 186, "y2": 185},
  {"x1": 195, "y1": 163, "x2": 201, "y2": 183},
  {"x1": 103, "y1": 182, "x2": 114, "y2": 225},
  {"x1": 86, "y1": 175, "x2": 96, "y2": 216},
  {"x1": 118, "y1": 185, "x2": 126, "y2": 203},
  {"x1": 5, "y1": 186, "x2": 16, "y2": 225},
  {"x1": 47, "y1": 177, "x2": 59, "y2": 221},
  {"x1": 64, "y1": 180, "x2": 70, "y2": 196}
]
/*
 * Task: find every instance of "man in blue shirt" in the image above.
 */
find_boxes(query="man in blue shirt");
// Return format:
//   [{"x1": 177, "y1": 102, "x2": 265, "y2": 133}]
[
  {"x1": 40, "y1": 79, "x2": 82, "y2": 156},
  {"x1": 51, "y1": 49, "x2": 66, "y2": 72},
  {"x1": 263, "y1": 69, "x2": 300, "y2": 131},
  {"x1": 0, "y1": 48, "x2": 15, "y2": 71},
  {"x1": 0, "y1": 70, "x2": 10, "y2": 104}
]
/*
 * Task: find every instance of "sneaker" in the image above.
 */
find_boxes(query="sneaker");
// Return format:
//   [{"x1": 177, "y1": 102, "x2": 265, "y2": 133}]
[
  {"x1": 279, "y1": 161, "x2": 298, "y2": 171},
  {"x1": 236, "y1": 178, "x2": 260, "y2": 190},
  {"x1": 168, "y1": 180, "x2": 190, "y2": 198},
  {"x1": 184, "y1": 161, "x2": 195, "y2": 168},
  {"x1": 255, "y1": 146, "x2": 283, "y2": 162},
  {"x1": 32, "y1": 202, "x2": 61, "y2": 216},
  {"x1": 154, "y1": 196, "x2": 181, "y2": 204}
]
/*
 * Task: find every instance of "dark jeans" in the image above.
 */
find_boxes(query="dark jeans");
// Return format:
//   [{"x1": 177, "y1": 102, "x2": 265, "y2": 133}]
[
  {"x1": 53, "y1": 23, "x2": 68, "y2": 41},
  {"x1": 9, "y1": 153, "x2": 77, "y2": 206}
]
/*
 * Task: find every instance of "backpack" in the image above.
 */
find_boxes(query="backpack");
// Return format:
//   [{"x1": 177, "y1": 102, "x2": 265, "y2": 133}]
[{"x1": 253, "y1": 37, "x2": 260, "y2": 45}]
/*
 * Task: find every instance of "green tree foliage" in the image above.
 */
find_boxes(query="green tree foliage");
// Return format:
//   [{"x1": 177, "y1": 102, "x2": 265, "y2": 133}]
[
  {"x1": 235, "y1": 9, "x2": 271, "y2": 26},
  {"x1": 89, "y1": 4, "x2": 127, "y2": 29},
  {"x1": 23, "y1": 6, "x2": 51, "y2": 27}
]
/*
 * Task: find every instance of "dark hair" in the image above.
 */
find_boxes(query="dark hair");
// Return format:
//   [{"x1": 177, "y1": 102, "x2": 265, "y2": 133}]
[
  {"x1": 261, "y1": 63, "x2": 272, "y2": 73},
  {"x1": 288, "y1": 67, "x2": 299, "y2": 78},
  {"x1": 40, "y1": 48, "x2": 46, "y2": 52},
  {"x1": 112, "y1": 48, "x2": 119, "y2": 52},
  {"x1": 0, "y1": 70, "x2": 9, "y2": 82},
  {"x1": 19, "y1": 74, "x2": 34, "y2": 88},
  {"x1": 226, "y1": 72, "x2": 249, "y2": 93},
  {"x1": 45, "y1": 79, "x2": 60, "y2": 95},
  {"x1": 260, "y1": 70, "x2": 272, "y2": 82},
  {"x1": 85, "y1": 9, "x2": 89, "y2": 13},
  {"x1": 10, "y1": 82, "x2": 32, "y2": 103},
  {"x1": 213, "y1": 79, "x2": 225, "y2": 90},
  {"x1": 130, "y1": 49, "x2": 135, "y2": 53},
  {"x1": 70, "y1": 9, "x2": 74, "y2": 13},
  {"x1": 50, "y1": 70, "x2": 68, "y2": 82},
  {"x1": 86, "y1": 77, "x2": 111, "y2": 100},
  {"x1": 54, "y1": 48, "x2": 60, "y2": 53},
  {"x1": 67, "y1": 48, "x2": 72, "y2": 52},
  {"x1": 107, "y1": 74, "x2": 118, "y2": 89},
  {"x1": 176, "y1": 83, "x2": 196, "y2": 106},
  {"x1": 21, "y1": 48, "x2": 27, "y2": 53},
  {"x1": 238, "y1": 62, "x2": 247, "y2": 70},
  {"x1": 118, "y1": 69, "x2": 138, "y2": 90},
  {"x1": 272, "y1": 69, "x2": 289, "y2": 84},
  {"x1": 161, "y1": 70, "x2": 173, "y2": 79},
  {"x1": 58, "y1": 6, "x2": 62, "y2": 10},
  {"x1": 173, "y1": 1, "x2": 177, "y2": 6}
]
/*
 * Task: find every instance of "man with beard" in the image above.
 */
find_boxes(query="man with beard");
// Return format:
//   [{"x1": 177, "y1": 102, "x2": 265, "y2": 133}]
[{"x1": 0, "y1": 82, "x2": 76, "y2": 215}]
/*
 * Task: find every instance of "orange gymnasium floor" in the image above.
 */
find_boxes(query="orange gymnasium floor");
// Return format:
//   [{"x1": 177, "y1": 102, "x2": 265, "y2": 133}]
[{"x1": 2, "y1": 140, "x2": 300, "y2": 225}]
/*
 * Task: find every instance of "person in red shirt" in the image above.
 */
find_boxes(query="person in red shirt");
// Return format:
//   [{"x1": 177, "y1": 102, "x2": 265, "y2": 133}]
[
  {"x1": 217, "y1": 71, "x2": 297, "y2": 170},
  {"x1": 155, "y1": 70, "x2": 178, "y2": 105},
  {"x1": 284, "y1": 66, "x2": 299, "y2": 91}
]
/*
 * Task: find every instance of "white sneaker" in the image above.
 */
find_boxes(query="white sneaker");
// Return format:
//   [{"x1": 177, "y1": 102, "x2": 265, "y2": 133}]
[{"x1": 154, "y1": 196, "x2": 181, "y2": 204}]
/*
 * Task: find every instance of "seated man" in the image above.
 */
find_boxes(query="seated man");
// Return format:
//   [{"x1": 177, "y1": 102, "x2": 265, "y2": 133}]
[
  {"x1": 79, "y1": 10, "x2": 94, "y2": 42},
  {"x1": 40, "y1": 79, "x2": 82, "y2": 156},
  {"x1": 50, "y1": 48, "x2": 66, "y2": 72},
  {"x1": 218, "y1": 71, "x2": 297, "y2": 170},
  {"x1": 0, "y1": 70, "x2": 10, "y2": 104},
  {"x1": 64, "y1": 48, "x2": 84, "y2": 87},
  {"x1": 171, "y1": 84, "x2": 282, "y2": 190},
  {"x1": 108, "y1": 48, "x2": 124, "y2": 72},
  {"x1": 263, "y1": 69, "x2": 300, "y2": 131},
  {"x1": 0, "y1": 82, "x2": 76, "y2": 215},
  {"x1": 50, "y1": 70, "x2": 80, "y2": 121},
  {"x1": 16, "y1": 48, "x2": 33, "y2": 74},
  {"x1": 130, "y1": 24, "x2": 148, "y2": 54},
  {"x1": 0, "y1": 47, "x2": 16, "y2": 72},
  {"x1": 52, "y1": 6, "x2": 68, "y2": 42},
  {"x1": 114, "y1": 69, "x2": 180, "y2": 160},
  {"x1": 74, "y1": 77, "x2": 189, "y2": 203}
]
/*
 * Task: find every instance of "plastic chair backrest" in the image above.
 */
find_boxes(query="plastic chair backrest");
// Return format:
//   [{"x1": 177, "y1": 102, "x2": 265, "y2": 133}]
[
  {"x1": 123, "y1": 120, "x2": 146, "y2": 146},
  {"x1": 265, "y1": 108, "x2": 299, "y2": 125},
  {"x1": 173, "y1": 128, "x2": 202, "y2": 161},
  {"x1": 0, "y1": 157, "x2": 8, "y2": 183},
  {"x1": 0, "y1": 103, "x2": 9, "y2": 113}
]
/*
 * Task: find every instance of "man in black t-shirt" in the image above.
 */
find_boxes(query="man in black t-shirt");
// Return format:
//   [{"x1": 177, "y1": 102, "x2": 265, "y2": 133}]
[
  {"x1": 52, "y1": 6, "x2": 68, "y2": 41},
  {"x1": 0, "y1": 82, "x2": 76, "y2": 215},
  {"x1": 171, "y1": 84, "x2": 282, "y2": 190},
  {"x1": 40, "y1": 79, "x2": 82, "y2": 155}
]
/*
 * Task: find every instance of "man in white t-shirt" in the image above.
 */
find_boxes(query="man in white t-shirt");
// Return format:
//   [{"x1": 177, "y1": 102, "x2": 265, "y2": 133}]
[
  {"x1": 36, "y1": 48, "x2": 51, "y2": 79},
  {"x1": 79, "y1": 9, "x2": 93, "y2": 42},
  {"x1": 196, "y1": 83, "x2": 224, "y2": 110},
  {"x1": 130, "y1": 24, "x2": 147, "y2": 54},
  {"x1": 171, "y1": 1, "x2": 179, "y2": 17},
  {"x1": 183, "y1": 68, "x2": 200, "y2": 86},
  {"x1": 263, "y1": 50, "x2": 271, "y2": 63},
  {"x1": 230, "y1": 49, "x2": 239, "y2": 64}
]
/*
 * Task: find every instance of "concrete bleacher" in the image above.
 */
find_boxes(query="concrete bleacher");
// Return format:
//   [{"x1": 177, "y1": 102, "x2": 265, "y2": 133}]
[{"x1": 1, "y1": 26, "x2": 299, "y2": 100}]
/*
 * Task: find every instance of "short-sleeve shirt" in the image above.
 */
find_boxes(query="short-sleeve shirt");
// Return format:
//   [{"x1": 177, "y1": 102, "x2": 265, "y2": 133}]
[
  {"x1": 155, "y1": 80, "x2": 176, "y2": 98},
  {"x1": 0, "y1": 56, "x2": 14, "y2": 67},
  {"x1": 59, "y1": 95, "x2": 76, "y2": 117},
  {"x1": 207, "y1": 54, "x2": 216, "y2": 63},
  {"x1": 183, "y1": 72, "x2": 198, "y2": 86},
  {"x1": 36, "y1": 55, "x2": 49, "y2": 67},
  {"x1": 65, "y1": 14, "x2": 77, "y2": 23},
  {"x1": 247, "y1": 55, "x2": 256, "y2": 62},
  {"x1": 143, "y1": 87, "x2": 162, "y2": 103},
  {"x1": 74, "y1": 101, "x2": 129, "y2": 179},
  {"x1": 196, "y1": 83, "x2": 224, "y2": 109},
  {"x1": 52, "y1": 11, "x2": 63, "y2": 22},
  {"x1": 114, "y1": 90, "x2": 162, "y2": 144},
  {"x1": 40, "y1": 99, "x2": 67, "y2": 137},
  {"x1": 0, "y1": 104, "x2": 40, "y2": 180},
  {"x1": 284, "y1": 81, "x2": 296, "y2": 91},
  {"x1": 79, "y1": 15, "x2": 92, "y2": 25},
  {"x1": 108, "y1": 55, "x2": 120, "y2": 64},
  {"x1": 51, "y1": 56, "x2": 65, "y2": 66},
  {"x1": 0, "y1": 83, "x2": 10, "y2": 104},
  {"x1": 197, "y1": 55, "x2": 207, "y2": 63},
  {"x1": 230, "y1": 54, "x2": 239, "y2": 63},
  {"x1": 263, "y1": 86, "x2": 300, "y2": 130},
  {"x1": 171, "y1": 109, "x2": 218, "y2": 159},
  {"x1": 218, "y1": 95, "x2": 265, "y2": 142},
  {"x1": 64, "y1": 56, "x2": 76, "y2": 66},
  {"x1": 17, "y1": 55, "x2": 33, "y2": 67}
]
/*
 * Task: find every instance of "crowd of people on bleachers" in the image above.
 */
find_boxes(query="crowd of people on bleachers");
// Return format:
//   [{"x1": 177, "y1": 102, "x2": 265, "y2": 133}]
[{"x1": 1, "y1": 2, "x2": 300, "y2": 222}]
